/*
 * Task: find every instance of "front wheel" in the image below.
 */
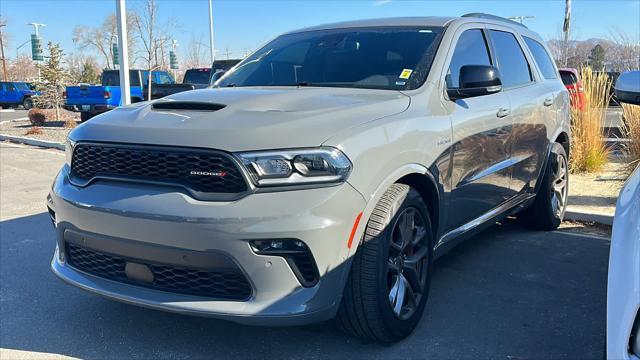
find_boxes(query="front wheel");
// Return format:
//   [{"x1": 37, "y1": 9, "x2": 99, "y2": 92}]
[
  {"x1": 336, "y1": 183, "x2": 433, "y2": 343},
  {"x1": 519, "y1": 142, "x2": 569, "y2": 230}
]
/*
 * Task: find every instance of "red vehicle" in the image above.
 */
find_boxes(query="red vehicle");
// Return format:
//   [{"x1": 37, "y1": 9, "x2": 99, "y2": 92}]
[{"x1": 559, "y1": 68, "x2": 586, "y2": 111}]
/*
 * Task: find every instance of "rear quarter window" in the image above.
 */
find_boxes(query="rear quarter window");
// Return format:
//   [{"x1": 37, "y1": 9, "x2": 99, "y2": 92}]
[{"x1": 523, "y1": 37, "x2": 558, "y2": 80}]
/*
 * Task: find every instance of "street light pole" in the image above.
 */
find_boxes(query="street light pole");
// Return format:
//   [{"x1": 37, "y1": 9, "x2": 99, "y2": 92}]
[
  {"x1": 27, "y1": 23, "x2": 46, "y2": 82},
  {"x1": 116, "y1": 0, "x2": 131, "y2": 106},
  {"x1": 208, "y1": 0, "x2": 215, "y2": 64},
  {"x1": 0, "y1": 24, "x2": 8, "y2": 81}
]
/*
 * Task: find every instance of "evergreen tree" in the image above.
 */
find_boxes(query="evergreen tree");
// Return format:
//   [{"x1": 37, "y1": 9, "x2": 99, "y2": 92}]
[
  {"x1": 589, "y1": 44, "x2": 606, "y2": 71},
  {"x1": 35, "y1": 42, "x2": 69, "y2": 121}
]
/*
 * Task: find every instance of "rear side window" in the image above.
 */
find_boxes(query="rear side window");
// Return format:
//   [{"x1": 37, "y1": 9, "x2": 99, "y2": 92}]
[
  {"x1": 489, "y1": 30, "x2": 532, "y2": 88},
  {"x1": 523, "y1": 37, "x2": 557, "y2": 80},
  {"x1": 447, "y1": 29, "x2": 492, "y2": 89},
  {"x1": 559, "y1": 71, "x2": 577, "y2": 85}
]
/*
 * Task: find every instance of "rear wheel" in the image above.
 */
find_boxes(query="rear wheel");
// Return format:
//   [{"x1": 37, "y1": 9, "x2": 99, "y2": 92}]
[
  {"x1": 519, "y1": 142, "x2": 569, "y2": 230},
  {"x1": 22, "y1": 97, "x2": 33, "y2": 110},
  {"x1": 336, "y1": 183, "x2": 433, "y2": 343}
]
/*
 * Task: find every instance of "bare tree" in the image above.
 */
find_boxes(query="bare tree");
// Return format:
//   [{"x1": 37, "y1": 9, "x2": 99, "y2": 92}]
[
  {"x1": 131, "y1": 0, "x2": 178, "y2": 70},
  {"x1": 184, "y1": 35, "x2": 208, "y2": 68},
  {"x1": 607, "y1": 29, "x2": 640, "y2": 71},
  {"x1": 35, "y1": 42, "x2": 69, "y2": 121},
  {"x1": 73, "y1": 13, "x2": 136, "y2": 69},
  {"x1": 7, "y1": 55, "x2": 38, "y2": 81}
]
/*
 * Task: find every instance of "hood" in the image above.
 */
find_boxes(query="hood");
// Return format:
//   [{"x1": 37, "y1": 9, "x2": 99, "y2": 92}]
[{"x1": 70, "y1": 87, "x2": 410, "y2": 151}]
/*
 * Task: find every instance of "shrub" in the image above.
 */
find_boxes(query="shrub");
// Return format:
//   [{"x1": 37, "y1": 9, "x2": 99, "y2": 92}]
[
  {"x1": 622, "y1": 103, "x2": 640, "y2": 170},
  {"x1": 569, "y1": 68, "x2": 611, "y2": 173},
  {"x1": 64, "y1": 119, "x2": 77, "y2": 129},
  {"x1": 25, "y1": 126, "x2": 43, "y2": 136},
  {"x1": 28, "y1": 108, "x2": 48, "y2": 126}
]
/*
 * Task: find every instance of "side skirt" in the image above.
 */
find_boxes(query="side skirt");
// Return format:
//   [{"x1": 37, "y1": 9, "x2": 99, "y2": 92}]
[{"x1": 433, "y1": 192, "x2": 536, "y2": 259}]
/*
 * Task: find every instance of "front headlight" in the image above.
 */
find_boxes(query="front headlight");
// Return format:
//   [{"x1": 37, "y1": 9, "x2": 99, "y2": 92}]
[
  {"x1": 235, "y1": 147, "x2": 352, "y2": 187},
  {"x1": 65, "y1": 138, "x2": 76, "y2": 166}
]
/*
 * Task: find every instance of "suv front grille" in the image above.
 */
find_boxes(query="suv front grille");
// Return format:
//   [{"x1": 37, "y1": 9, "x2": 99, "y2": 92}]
[
  {"x1": 70, "y1": 143, "x2": 248, "y2": 196},
  {"x1": 66, "y1": 243, "x2": 252, "y2": 300}
]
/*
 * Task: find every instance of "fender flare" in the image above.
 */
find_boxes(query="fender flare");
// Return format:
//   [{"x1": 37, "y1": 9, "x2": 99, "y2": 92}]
[{"x1": 346, "y1": 163, "x2": 441, "y2": 257}]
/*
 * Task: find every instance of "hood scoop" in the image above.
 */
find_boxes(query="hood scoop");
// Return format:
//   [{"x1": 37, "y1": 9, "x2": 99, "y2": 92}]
[{"x1": 152, "y1": 101, "x2": 226, "y2": 111}]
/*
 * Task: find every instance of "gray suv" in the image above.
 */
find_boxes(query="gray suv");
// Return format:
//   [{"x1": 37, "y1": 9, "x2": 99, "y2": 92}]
[{"x1": 49, "y1": 14, "x2": 570, "y2": 343}]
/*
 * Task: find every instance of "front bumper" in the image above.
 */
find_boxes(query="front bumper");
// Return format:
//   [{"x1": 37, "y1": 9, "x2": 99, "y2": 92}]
[{"x1": 49, "y1": 165, "x2": 366, "y2": 325}]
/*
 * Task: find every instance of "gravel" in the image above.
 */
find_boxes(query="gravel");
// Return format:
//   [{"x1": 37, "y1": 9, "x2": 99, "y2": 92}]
[{"x1": 0, "y1": 117, "x2": 79, "y2": 144}]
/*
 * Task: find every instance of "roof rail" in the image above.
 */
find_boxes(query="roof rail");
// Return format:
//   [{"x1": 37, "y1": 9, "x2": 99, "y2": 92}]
[{"x1": 461, "y1": 13, "x2": 528, "y2": 29}]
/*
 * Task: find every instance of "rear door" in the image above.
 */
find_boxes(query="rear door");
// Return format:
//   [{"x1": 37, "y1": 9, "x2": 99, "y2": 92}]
[
  {"x1": 444, "y1": 26, "x2": 514, "y2": 232},
  {"x1": 486, "y1": 28, "x2": 557, "y2": 195}
]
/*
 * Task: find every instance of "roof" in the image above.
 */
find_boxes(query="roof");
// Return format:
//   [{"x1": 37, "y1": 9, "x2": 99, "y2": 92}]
[{"x1": 286, "y1": 16, "x2": 457, "y2": 34}]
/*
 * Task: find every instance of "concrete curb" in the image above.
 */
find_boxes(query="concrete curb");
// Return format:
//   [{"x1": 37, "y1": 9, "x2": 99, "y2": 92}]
[
  {"x1": 565, "y1": 209, "x2": 614, "y2": 226},
  {"x1": 0, "y1": 134, "x2": 65, "y2": 151},
  {"x1": 0, "y1": 117, "x2": 30, "y2": 126}
]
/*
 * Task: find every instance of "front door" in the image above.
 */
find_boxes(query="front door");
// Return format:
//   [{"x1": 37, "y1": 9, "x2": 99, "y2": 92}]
[{"x1": 444, "y1": 28, "x2": 514, "y2": 232}]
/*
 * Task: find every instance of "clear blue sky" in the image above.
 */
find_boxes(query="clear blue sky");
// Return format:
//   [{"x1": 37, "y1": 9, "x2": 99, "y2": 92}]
[{"x1": 1, "y1": 0, "x2": 639, "y2": 62}]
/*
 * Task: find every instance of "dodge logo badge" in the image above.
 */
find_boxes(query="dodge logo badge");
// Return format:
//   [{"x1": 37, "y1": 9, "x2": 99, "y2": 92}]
[{"x1": 189, "y1": 170, "x2": 227, "y2": 177}]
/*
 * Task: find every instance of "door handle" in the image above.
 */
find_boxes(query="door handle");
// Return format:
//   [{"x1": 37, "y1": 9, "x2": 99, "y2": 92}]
[
  {"x1": 544, "y1": 97, "x2": 554, "y2": 107},
  {"x1": 497, "y1": 107, "x2": 510, "y2": 118}
]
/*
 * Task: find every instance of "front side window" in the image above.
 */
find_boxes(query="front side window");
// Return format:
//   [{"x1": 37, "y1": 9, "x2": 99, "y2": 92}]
[
  {"x1": 523, "y1": 37, "x2": 558, "y2": 80},
  {"x1": 489, "y1": 30, "x2": 533, "y2": 88},
  {"x1": 446, "y1": 29, "x2": 492, "y2": 89},
  {"x1": 14, "y1": 83, "x2": 30, "y2": 91},
  {"x1": 218, "y1": 27, "x2": 444, "y2": 90}
]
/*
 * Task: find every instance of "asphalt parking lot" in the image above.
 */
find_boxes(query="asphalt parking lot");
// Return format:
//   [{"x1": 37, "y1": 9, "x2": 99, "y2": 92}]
[
  {"x1": 0, "y1": 143, "x2": 610, "y2": 359},
  {"x1": 0, "y1": 110, "x2": 30, "y2": 123}
]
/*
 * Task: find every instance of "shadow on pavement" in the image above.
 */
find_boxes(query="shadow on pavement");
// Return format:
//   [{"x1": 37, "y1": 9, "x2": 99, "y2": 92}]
[{"x1": 0, "y1": 213, "x2": 609, "y2": 359}]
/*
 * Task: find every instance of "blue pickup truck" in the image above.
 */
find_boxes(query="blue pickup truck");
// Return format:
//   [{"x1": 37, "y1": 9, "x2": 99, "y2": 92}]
[
  {"x1": 0, "y1": 81, "x2": 36, "y2": 109},
  {"x1": 65, "y1": 69, "x2": 192, "y2": 122}
]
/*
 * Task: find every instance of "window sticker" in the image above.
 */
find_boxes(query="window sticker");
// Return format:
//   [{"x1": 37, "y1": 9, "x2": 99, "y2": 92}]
[
  {"x1": 399, "y1": 69, "x2": 413, "y2": 79},
  {"x1": 395, "y1": 81, "x2": 406, "y2": 86}
]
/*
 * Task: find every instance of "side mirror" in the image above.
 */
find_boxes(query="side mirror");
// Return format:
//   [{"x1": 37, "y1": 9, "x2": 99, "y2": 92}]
[
  {"x1": 615, "y1": 70, "x2": 640, "y2": 105},
  {"x1": 447, "y1": 65, "x2": 502, "y2": 100},
  {"x1": 210, "y1": 70, "x2": 227, "y2": 86}
]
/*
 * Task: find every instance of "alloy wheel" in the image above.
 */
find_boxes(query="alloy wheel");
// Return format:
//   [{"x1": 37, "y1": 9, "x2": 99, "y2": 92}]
[
  {"x1": 387, "y1": 207, "x2": 429, "y2": 320},
  {"x1": 551, "y1": 153, "x2": 568, "y2": 218}
]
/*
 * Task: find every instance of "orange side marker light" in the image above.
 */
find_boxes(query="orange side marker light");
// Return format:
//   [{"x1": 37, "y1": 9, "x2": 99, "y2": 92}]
[{"x1": 347, "y1": 212, "x2": 364, "y2": 249}]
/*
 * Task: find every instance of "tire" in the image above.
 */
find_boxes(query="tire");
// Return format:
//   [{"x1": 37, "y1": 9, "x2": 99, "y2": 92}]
[
  {"x1": 80, "y1": 112, "x2": 93, "y2": 122},
  {"x1": 22, "y1": 97, "x2": 33, "y2": 110},
  {"x1": 519, "y1": 142, "x2": 569, "y2": 230},
  {"x1": 336, "y1": 183, "x2": 434, "y2": 343}
]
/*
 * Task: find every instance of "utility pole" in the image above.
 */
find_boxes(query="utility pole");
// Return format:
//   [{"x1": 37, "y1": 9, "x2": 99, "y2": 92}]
[
  {"x1": 563, "y1": 0, "x2": 572, "y2": 67},
  {"x1": 208, "y1": 0, "x2": 215, "y2": 65},
  {"x1": 115, "y1": 0, "x2": 131, "y2": 106},
  {"x1": 0, "y1": 24, "x2": 8, "y2": 81}
]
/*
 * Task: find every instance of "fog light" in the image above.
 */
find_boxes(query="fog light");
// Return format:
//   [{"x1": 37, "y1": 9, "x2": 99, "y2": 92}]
[{"x1": 250, "y1": 239, "x2": 307, "y2": 254}]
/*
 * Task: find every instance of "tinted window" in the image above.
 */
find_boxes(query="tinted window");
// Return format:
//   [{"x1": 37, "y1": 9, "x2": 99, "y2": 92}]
[
  {"x1": 183, "y1": 69, "x2": 212, "y2": 84},
  {"x1": 102, "y1": 71, "x2": 142, "y2": 86},
  {"x1": 218, "y1": 27, "x2": 444, "y2": 90},
  {"x1": 489, "y1": 30, "x2": 532, "y2": 87},
  {"x1": 559, "y1": 71, "x2": 577, "y2": 85},
  {"x1": 523, "y1": 37, "x2": 557, "y2": 79},
  {"x1": 447, "y1": 29, "x2": 491, "y2": 88}
]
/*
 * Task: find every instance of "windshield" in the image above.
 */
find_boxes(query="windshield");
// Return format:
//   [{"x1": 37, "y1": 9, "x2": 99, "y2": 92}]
[
  {"x1": 218, "y1": 26, "x2": 444, "y2": 90},
  {"x1": 183, "y1": 69, "x2": 212, "y2": 84}
]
